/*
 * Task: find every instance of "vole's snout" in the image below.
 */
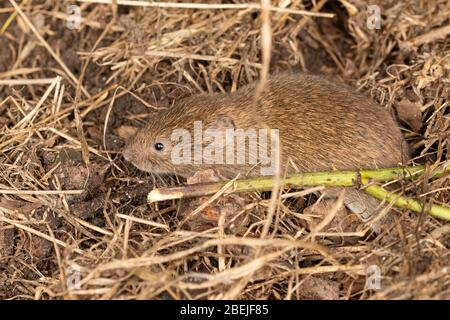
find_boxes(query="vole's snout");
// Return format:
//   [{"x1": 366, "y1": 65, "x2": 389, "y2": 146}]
[{"x1": 122, "y1": 139, "x2": 151, "y2": 172}]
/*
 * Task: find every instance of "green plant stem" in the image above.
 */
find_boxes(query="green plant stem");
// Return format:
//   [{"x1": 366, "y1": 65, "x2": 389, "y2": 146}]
[
  {"x1": 363, "y1": 184, "x2": 449, "y2": 220},
  {"x1": 147, "y1": 165, "x2": 450, "y2": 221}
]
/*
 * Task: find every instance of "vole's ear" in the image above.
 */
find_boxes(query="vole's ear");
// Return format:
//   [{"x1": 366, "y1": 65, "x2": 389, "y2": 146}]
[{"x1": 207, "y1": 114, "x2": 235, "y2": 132}]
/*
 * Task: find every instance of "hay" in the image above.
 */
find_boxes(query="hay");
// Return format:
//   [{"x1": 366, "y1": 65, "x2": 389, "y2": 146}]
[{"x1": 0, "y1": 0, "x2": 448, "y2": 299}]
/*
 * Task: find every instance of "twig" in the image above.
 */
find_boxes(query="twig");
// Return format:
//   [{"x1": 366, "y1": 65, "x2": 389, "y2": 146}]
[
  {"x1": 147, "y1": 165, "x2": 450, "y2": 221},
  {"x1": 116, "y1": 213, "x2": 170, "y2": 231},
  {"x1": 0, "y1": 78, "x2": 57, "y2": 85},
  {"x1": 401, "y1": 24, "x2": 450, "y2": 47},
  {"x1": 147, "y1": 166, "x2": 432, "y2": 201},
  {"x1": 0, "y1": 9, "x2": 17, "y2": 34},
  {"x1": 0, "y1": 189, "x2": 84, "y2": 195},
  {"x1": 254, "y1": 0, "x2": 271, "y2": 100},
  {"x1": 364, "y1": 184, "x2": 449, "y2": 220}
]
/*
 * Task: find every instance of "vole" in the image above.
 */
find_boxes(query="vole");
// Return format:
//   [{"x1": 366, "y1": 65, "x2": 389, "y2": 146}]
[{"x1": 123, "y1": 73, "x2": 410, "y2": 218}]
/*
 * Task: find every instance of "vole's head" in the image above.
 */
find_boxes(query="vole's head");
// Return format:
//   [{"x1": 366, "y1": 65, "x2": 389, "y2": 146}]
[
  {"x1": 122, "y1": 111, "x2": 177, "y2": 175},
  {"x1": 123, "y1": 95, "x2": 238, "y2": 177}
]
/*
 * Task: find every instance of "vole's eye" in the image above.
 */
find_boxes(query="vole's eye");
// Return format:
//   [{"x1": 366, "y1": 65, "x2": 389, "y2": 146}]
[{"x1": 154, "y1": 142, "x2": 165, "y2": 151}]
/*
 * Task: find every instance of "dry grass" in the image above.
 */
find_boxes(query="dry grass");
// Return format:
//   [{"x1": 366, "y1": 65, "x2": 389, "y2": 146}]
[{"x1": 0, "y1": 0, "x2": 449, "y2": 300}]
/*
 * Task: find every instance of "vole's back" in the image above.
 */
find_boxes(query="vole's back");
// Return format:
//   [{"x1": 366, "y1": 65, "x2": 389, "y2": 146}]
[{"x1": 235, "y1": 74, "x2": 409, "y2": 172}]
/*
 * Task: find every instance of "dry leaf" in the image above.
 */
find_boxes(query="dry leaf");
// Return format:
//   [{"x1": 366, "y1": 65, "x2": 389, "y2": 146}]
[
  {"x1": 298, "y1": 276, "x2": 340, "y2": 300},
  {"x1": 395, "y1": 98, "x2": 422, "y2": 132},
  {"x1": 115, "y1": 126, "x2": 138, "y2": 140},
  {"x1": 303, "y1": 199, "x2": 361, "y2": 232}
]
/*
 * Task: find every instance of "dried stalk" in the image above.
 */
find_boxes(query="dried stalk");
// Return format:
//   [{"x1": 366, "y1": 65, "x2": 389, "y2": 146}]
[{"x1": 147, "y1": 165, "x2": 450, "y2": 221}]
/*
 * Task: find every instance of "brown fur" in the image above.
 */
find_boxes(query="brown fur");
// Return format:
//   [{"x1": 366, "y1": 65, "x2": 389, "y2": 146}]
[{"x1": 123, "y1": 74, "x2": 410, "y2": 178}]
